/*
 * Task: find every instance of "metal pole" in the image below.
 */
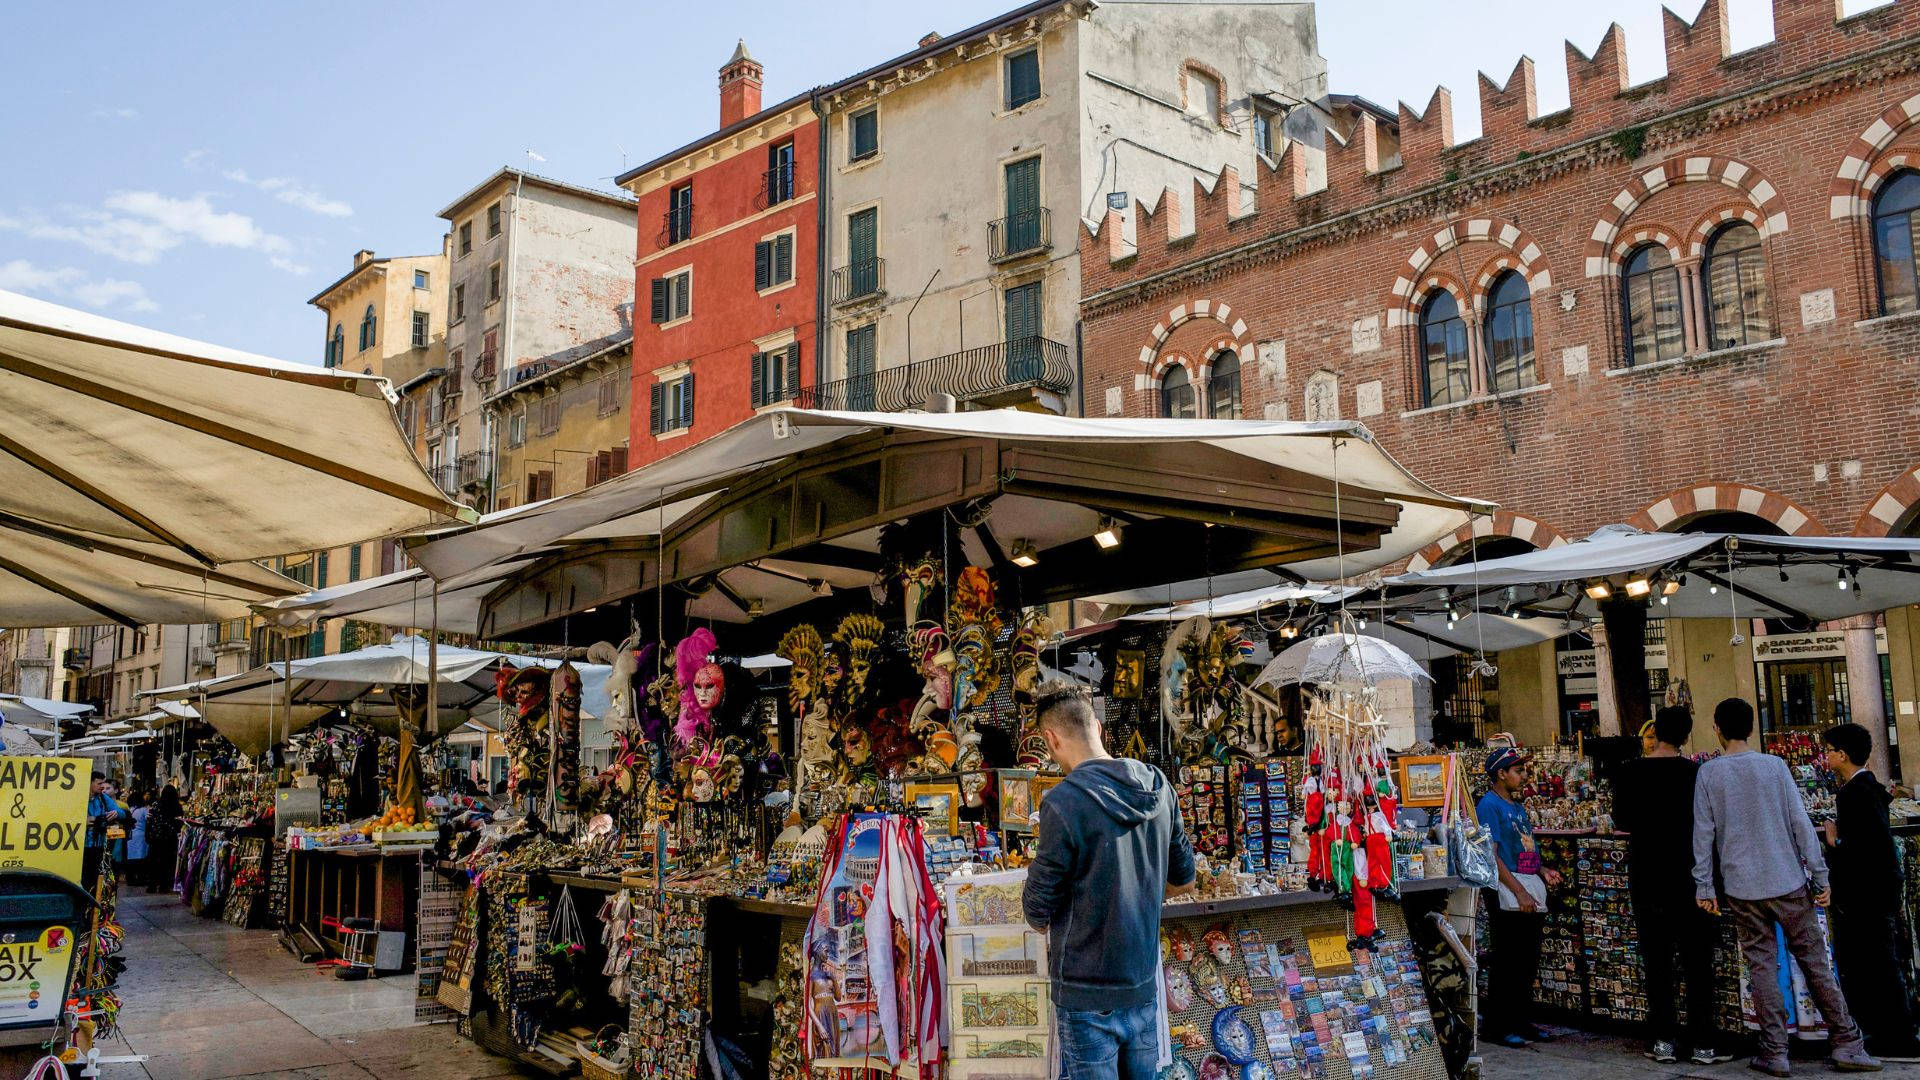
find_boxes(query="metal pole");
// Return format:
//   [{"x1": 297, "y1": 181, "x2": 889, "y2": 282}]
[{"x1": 427, "y1": 584, "x2": 440, "y2": 737}]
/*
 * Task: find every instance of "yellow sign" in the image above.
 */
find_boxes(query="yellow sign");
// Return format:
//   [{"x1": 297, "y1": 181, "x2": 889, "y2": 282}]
[
  {"x1": 0, "y1": 756, "x2": 90, "y2": 884},
  {"x1": 1304, "y1": 922, "x2": 1355, "y2": 974},
  {"x1": 0, "y1": 926, "x2": 75, "y2": 1030}
]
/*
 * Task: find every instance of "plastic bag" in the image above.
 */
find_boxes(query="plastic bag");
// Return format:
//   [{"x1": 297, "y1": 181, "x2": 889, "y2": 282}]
[{"x1": 1439, "y1": 756, "x2": 1498, "y2": 889}]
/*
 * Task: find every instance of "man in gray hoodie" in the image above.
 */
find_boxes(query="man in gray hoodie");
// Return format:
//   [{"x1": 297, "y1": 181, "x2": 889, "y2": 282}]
[
  {"x1": 1024, "y1": 680, "x2": 1195, "y2": 1080},
  {"x1": 1693, "y1": 697, "x2": 1879, "y2": 1075}
]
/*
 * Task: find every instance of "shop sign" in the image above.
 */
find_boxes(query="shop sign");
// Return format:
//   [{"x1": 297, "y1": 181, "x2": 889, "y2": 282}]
[
  {"x1": 1751, "y1": 628, "x2": 1889, "y2": 662},
  {"x1": 0, "y1": 926, "x2": 74, "y2": 1029},
  {"x1": 1555, "y1": 646, "x2": 1667, "y2": 677},
  {"x1": 0, "y1": 756, "x2": 89, "y2": 884}
]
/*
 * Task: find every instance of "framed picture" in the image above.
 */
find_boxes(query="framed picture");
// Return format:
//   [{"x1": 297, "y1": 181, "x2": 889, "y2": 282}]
[
  {"x1": 1111, "y1": 649, "x2": 1145, "y2": 700},
  {"x1": 1396, "y1": 754, "x2": 1449, "y2": 808},
  {"x1": 998, "y1": 769, "x2": 1037, "y2": 833},
  {"x1": 905, "y1": 781, "x2": 962, "y2": 836},
  {"x1": 1031, "y1": 774, "x2": 1064, "y2": 812}
]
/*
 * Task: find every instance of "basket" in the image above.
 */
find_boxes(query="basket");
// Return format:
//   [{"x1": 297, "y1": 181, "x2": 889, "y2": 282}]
[{"x1": 575, "y1": 1043, "x2": 628, "y2": 1080}]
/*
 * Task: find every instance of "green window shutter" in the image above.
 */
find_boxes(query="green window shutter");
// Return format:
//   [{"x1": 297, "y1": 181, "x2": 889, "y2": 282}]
[
  {"x1": 775, "y1": 235, "x2": 793, "y2": 283},
  {"x1": 674, "y1": 274, "x2": 690, "y2": 320},
  {"x1": 849, "y1": 209, "x2": 876, "y2": 267},
  {"x1": 1007, "y1": 50, "x2": 1040, "y2": 109},
  {"x1": 650, "y1": 279, "x2": 668, "y2": 323},
  {"x1": 650, "y1": 382, "x2": 664, "y2": 434},
  {"x1": 1006, "y1": 158, "x2": 1040, "y2": 218},
  {"x1": 683, "y1": 373, "x2": 695, "y2": 427},
  {"x1": 754, "y1": 241, "x2": 771, "y2": 291},
  {"x1": 751, "y1": 351, "x2": 765, "y2": 408},
  {"x1": 784, "y1": 342, "x2": 801, "y2": 400}
]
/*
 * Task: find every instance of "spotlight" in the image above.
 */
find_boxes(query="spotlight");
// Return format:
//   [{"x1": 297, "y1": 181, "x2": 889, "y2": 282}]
[
  {"x1": 1659, "y1": 595, "x2": 1670, "y2": 606},
  {"x1": 1010, "y1": 540, "x2": 1039, "y2": 568},
  {"x1": 1279, "y1": 625, "x2": 1298, "y2": 639},
  {"x1": 1093, "y1": 517, "x2": 1121, "y2": 550},
  {"x1": 810, "y1": 579, "x2": 833, "y2": 597},
  {"x1": 1709, "y1": 583, "x2": 1720, "y2": 595},
  {"x1": 746, "y1": 599, "x2": 765, "y2": 618},
  {"x1": 1357, "y1": 617, "x2": 1368, "y2": 630},
  {"x1": 1661, "y1": 579, "x2": 1681, "y2": 596},
  {"x1": 1624, "y1": 579, "x2": 1652, "y2": 598},
  {"x1": 1585, "y1": 582, "x2": 1611, "y2": 600}
]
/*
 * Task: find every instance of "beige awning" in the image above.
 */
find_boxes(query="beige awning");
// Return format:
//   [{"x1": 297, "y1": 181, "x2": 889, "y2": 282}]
[{"x1": 0, "y1": 289, "x2": 474, "y2": 625}]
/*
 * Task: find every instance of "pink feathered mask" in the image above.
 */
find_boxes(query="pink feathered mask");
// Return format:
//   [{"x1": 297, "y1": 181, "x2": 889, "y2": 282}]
[{"x1": 674, "y1": 628, "x2": 720, "y2": 745}]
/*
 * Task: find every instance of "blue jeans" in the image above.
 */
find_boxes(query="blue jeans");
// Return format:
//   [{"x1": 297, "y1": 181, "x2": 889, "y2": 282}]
[{"x1": 1058, "y1": 1000, "x2": 1159, "y2": 1080}]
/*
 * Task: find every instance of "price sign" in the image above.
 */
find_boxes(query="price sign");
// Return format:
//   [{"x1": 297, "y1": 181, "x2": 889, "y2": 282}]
[
  {"x1": 0, "y1": 756, "x2": 89, "y2": 884},
  {"x1": 1304, "y1": 922, "x2": 1354, "y2": 974}
]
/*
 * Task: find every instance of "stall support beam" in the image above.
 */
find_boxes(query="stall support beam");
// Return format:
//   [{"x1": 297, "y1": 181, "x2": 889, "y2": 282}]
[{"x1": 1599, "y1": 597, "x2": 1650, "y2": 740}]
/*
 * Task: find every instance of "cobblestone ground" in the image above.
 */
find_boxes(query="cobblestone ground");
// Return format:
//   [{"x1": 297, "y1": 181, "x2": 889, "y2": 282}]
[{"x1": 1480, "y1": 1025, "x2": 1920, "y2": 1080}]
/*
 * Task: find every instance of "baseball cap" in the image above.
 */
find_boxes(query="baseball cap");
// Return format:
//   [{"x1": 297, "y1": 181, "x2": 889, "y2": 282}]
[{"x1": 1484, "y1": 746, "x2": 1527, "y2": 777}]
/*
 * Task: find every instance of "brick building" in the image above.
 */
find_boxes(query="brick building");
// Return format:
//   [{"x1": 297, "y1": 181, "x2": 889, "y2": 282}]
[
  {"x1": 617, "y1": 42, "x2": 818, "y2": 467},
  {"x1": 1078, "y1": 0, "x2": 1920, "y2": 773}
]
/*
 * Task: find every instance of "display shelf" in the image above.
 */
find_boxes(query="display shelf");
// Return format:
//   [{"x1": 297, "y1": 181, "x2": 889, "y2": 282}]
[{"x1": 1163, "y1": 877, "x2": 1465, "y2": 920}]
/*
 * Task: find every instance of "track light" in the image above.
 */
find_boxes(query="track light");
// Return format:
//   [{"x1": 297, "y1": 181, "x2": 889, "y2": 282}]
[
  {"x1": 1585, "y1": 582, "x2": 1611, "y2": 600},
  {"x1": 810, "y1": 579, "x2": 833, "y2": 597},
  {"x1": 1010, "y1": 540, "x2": 1039, "y2": 568},
  {"x1": 1093, "y1": 517, "x2": 1121, "y2": 550},
  {"x1": 1625, "y1": 578, "x2": 1652, "y2": 598},
  {"x1": 1662, "y1": 579, "x2": 1681, "y2": 596}
]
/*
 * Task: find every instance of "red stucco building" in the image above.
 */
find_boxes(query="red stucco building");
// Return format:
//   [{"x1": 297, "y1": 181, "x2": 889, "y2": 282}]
[{"x1": 618, "y1": 42, "x2": 819, "y2": 467}]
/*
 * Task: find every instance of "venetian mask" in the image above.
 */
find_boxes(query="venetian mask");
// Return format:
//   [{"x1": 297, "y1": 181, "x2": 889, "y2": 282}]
[
  {"x1": 1204, "y1": 927, "x2": 1233, "y2": 965},
  {"x1": 1190, "y1": 954, "x2": 1227, "y2": 1008},
  {"x1": 820, "y1": 644, "x2": 846, "y2": 703},
  {"x1": 693, "y1": 664, "x2": 725, "y2": 711},
  {"x1": 1211, "y1": 1007, "x2": 1256, "y2": 1066},
  {"x1": 1167, "y1": 926, "x2": 1195, "y2": 962},
  {"x1": 959, "y1": 770, "x2": 988, "y2": 808},
  {"x1": 1198, "y1": 1054, "x2": 1233, "y2": 1080},
  {"x1": 688, "y1": 767, "x2": 715, "y2": 803},
  {"x1": 1165, "y1": 964, "x2": 1195, "y2": 1012},
  {"x1": 840, "y1": 722, "x2": 873, "y2": 767}
]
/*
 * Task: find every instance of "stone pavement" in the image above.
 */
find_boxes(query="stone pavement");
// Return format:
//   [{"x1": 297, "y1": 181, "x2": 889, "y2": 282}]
[
  {"x1": 1481, "y1": 1026, "x2": 1920, "y2": 1080},
  {"x1": 37, "y1": 890, "x2": 530, "y2": 1080}
]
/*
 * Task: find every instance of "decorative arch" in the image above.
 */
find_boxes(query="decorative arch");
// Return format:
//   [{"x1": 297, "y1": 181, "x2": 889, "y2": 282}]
[
  {"x1": 1611, "y1": 223, "x2": 1684, "y2": 267},
  {"x1": 1685, "y1": 202, "x2": 1767, "y2": 259},
  {"x1": 1409, "y1": 268, "x2": 1469, "y2": 313},
  {"x1": 1828, "y1": 93, "x2": 1920, "y2": 218},
  {"x1": 1583, "y1": 155, "x2": 1789, "y2": 277},
  {"x1": 1134, "y1": 297, "x2": 1250, "y2": 390},
  {"x1": 1387, "y1": 216, "x2": 1551, "y2": 328},
  {"x1": 1626, "y1": 482, "x2": 1824, "y2": 536},
  {"x1": 1405, "y1": 511, "x2": 1569, "y2": 573},
  {"x1": 1856, "y1": 464, "x2": 1920, "y2": 536},
  {"x1": 1145, "y1": 352, "x2": 1201, "y2": 383}
]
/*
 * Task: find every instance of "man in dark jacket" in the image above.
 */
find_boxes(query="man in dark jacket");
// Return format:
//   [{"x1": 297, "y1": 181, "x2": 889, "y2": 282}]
[
  {"x1": 1823, "y1": 722, "x2": 1920, "y2": 1061},
  {"x1": 1023, "y1": 680, "x2": 1195, "y2": 1080}
]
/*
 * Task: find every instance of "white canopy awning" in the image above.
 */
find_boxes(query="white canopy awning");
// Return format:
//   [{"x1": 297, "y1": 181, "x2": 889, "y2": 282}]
[
  {"x1": 0, "y1": 289, "x2": 474, "y2": 625},
  {"x1": 0, "y1": 693, "x2": 94, "y2": 723},
  {"x1": 406, "y1": 409, "x2": 1491, "y2": 585},
  {"x1": 251, "y1": 557, "x2": 547, "y2": 636}
]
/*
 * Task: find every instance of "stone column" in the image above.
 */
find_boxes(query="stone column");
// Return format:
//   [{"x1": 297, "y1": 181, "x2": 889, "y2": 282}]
[
  {"x1": 1677, "y1": 259, "x2": 1705, "y2": 356},
  {"x1": 1840, "y1": 614, "x2": 1892, "y2": 778},
  {"x1": 1464, "y1": 313, "x2": 1489, "y2": 398},
  {"x1": 1593, "y1": 621, "x2": 1622, "y2": 737}
]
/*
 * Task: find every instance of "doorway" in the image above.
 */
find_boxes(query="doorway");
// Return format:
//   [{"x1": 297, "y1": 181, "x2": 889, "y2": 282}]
[{"x1": 1758, "y1": 658, "x2": 1850, "y2": 734}]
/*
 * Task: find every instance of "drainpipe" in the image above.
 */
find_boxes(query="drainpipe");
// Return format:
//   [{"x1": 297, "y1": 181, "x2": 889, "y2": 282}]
[
  {"x1": 810, "y1": 90, "x2": 830, "y2": 387},
  {"x1": 1075, "y1": 318, "x2": 1085, "y2": 417}
]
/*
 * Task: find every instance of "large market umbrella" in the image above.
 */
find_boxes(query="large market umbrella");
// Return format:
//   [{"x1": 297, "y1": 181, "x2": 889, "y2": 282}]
[
  {"x1": 0, "y1": 290, "x2": 473, "y2": 625},
  {"x1": 1256, "y1": 632, "x2": 1434, "y2": 690}
]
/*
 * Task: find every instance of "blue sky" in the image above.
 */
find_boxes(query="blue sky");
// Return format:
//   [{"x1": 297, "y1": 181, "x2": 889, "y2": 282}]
[{"x1": 0, "y1": 0, "x2": 1868, "y2": 363}]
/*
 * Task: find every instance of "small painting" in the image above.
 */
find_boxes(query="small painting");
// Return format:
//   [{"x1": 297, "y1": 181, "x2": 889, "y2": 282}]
[
  {"x1": 1396, "y1": 755, "x2": 1449, "y2": 808},
  {"x1": 998, "y1": 769, "x2": 1037, "y2": 833},
  {"x1": 905, "y1": 781, "x2": 962, "y2": 836}
]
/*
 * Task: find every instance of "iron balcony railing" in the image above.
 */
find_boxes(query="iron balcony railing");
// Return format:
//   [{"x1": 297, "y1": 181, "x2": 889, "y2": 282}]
[
  {"x1": 472, "y1": 350, "x2": 498, "y2": 383},
  {"x1": 659, "y1": 202, "x2": 693, "y2": 246},
  {"x1": 430, "y1": 462, "x2": 459, "y2": 493},
  {"x1": 988, "y1": 207, "x2": 1050, "y2": 262},
  {"x1": 831, "y1": 258, "x2": 885, "y2": 305},
  {"x1": 456, "y1": 450, "x2": 493, "y2": 490},
  {"x1": 795, "y1": 335, "x2": 1071, "y2": 412},
  {"x1": 757, "y1": 162, "x2": 795, "y2": 209}
]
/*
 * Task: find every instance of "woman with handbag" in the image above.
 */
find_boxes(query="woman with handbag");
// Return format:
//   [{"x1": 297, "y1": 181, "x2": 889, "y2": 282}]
[{"x1": 1475, "y1": 746, "x2": 1560, "y2": 1049}]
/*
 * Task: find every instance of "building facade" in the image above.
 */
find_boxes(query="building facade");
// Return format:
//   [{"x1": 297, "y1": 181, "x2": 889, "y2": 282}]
[
  {"x1": 618, "y1": 44, "x2": 820, "y2": 467},
  {"x1": 812, "y1": 0, "x2": 1325, "y2": 415},
  {"x1": 491, "y1": 331, "x2": 634, "y2": 509},
  {"x1": 1078, "y1": 0, "x2": 1920, "y2": 773},
  {"x1": 436, "y1": 170, "x2": 637, "y2": 511},
  {"x1": 0, "y1": 627, "x2": 68, "y2": 700}
]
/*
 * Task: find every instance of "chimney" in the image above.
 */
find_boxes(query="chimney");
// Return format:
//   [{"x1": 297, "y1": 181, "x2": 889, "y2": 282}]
[
  {"x1": 353, "y1": 249, "x2": 375, "y2": 267},
  {"x1": 919, "y1": 31, "x2": 943, "y2": 48},
  {"x1": 719, "y1": 40, "x2": 763, "y2": 128}
]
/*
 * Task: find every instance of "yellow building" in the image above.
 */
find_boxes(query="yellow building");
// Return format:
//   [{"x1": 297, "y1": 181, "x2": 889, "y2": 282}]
[{"x1": 488, "y1": 333, "x2": 633, "y2": 511}]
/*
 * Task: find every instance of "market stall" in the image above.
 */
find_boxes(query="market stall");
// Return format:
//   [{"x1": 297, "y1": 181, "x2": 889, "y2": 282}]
[{"x1": 298, "y1": 408, "x2": 1501, "y2": 1078}]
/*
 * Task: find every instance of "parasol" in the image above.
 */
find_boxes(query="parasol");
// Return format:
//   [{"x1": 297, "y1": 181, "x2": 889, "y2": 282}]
[{"x1": 1255, "y1": 632, "x2": 1433, "y2": 691}]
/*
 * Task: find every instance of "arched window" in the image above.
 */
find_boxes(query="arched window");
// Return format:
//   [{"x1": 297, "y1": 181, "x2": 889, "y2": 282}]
[
  {"x1": 1207, "y1": 350, "x2": 1241, "y2": 419},
  {"x1": 1419, "y1": 291, "x2": 1470, "y2": 407},
  {"x1": 359, "y1": 305, "x2": 377, "y2": 351},
  {"x1": 1874, "y1": 171, "x2": 1920, "y2": 316},
  {"x1": 328, "y1": 324, "x2": 344, "y2": 368},
  {"x1": 1161, "y1": 365, "x2": 1196, "y2": 419},
  {"x1": 1622, "y1": 245, "x2": 1685, "y2": 366},
  {"x1": 1704, "y1": 222, "x2": 1770, "y2": 349},
  {"x1": 1482, "y1": 271, "x2": 1536, "y2": 394}
]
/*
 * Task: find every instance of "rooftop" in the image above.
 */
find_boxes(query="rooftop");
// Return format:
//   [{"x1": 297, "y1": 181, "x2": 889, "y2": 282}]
[{"x1": 439, "y1": 167, "x2": 636, "y2": 221}]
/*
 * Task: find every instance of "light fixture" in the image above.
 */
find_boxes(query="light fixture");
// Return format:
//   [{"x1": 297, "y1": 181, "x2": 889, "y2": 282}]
[
  {"x1": 1659, "y1": 594, "x2": 1670, "y2": 606},
  {"x1": 1093, "y1": 517, "x2": 1121, "y2": 550},
  {"x1": 1010, "y1": 540, "x2": 1039, "y2": 568},
  {"x1": 1661, "y1": 579, "x2": 1681, "y2": 596},
  {"x1": 746, "y1": 599, "x2": 765, "y2": 618},
  {"x1": 1837, "y1": 567, "x2": 1851, "y2": 591},
  {"x1": 1584, "y1": 582, "x2": 1612, "y2": 600},
  {"x1": 1356, "y1": 617, "x2": 1368, "y2": 630},
  {"x1": 1709, "y1": 583, "x2": 1720, "y2": 595},
  {"x1": 810, "y1": 579, "x2": 833, "y2": 597},
  {"x1": 1624, "y1": 578, "x2": 1652, "y2": 598},
  {"x1": 1279, "y1": 625, "x2": 1298, "y2": 639}
]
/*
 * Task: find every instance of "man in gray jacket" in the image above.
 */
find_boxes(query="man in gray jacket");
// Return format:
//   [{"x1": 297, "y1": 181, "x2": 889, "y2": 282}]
[
  {"x1": 1694, "y1": 698, "x2": 1879, "y2": 1075},
  {"x1": 1024, "y1": 680, "x2": 1195, "y2": 1080}
]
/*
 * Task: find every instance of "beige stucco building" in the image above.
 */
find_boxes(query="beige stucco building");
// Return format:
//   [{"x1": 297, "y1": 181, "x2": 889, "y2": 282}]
[
  {"x1": 814, "y1": 0, "x2": 1326, "y2": 411},
  {"x1": 489, "y1": 332, "x2": 633, "y2": 511}
]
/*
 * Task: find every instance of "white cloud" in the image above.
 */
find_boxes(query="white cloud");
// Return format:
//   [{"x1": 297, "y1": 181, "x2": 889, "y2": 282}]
[
  {"x1": 90, "y1": 107, "x2": 140, "y2": 120},
  {"x1": 214, "y1": 160, "x2": 353, "y2": 218},
  {"x1": 0, "y1": 260, "x2": 158, "y2": 313},
  {"x1": 0, "y1": 191, "x2": 303, "y2": 272}
]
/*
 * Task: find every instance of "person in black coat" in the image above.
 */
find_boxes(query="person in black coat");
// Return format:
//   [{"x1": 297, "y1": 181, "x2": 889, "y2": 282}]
[
  {"x1": 145, "y1": 784, "x2": 183, "y2": 894},
  {"x1": 1823, "y1": 722, "x2": 1920, "y2": 1061}
]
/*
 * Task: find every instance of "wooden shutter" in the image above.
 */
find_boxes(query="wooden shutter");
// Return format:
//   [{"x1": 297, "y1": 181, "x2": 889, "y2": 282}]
[
  {"x1": 526, "y1": 472, "x2": 539, "y2": 504},
  {"x1": 649, "y1": 382, "x2": 664, "y2": 434},
  {"x1": 849, "y1": 209, "x2": 876, "y2": 266},
  {"x1": 750, "y1": 351, "x2": 765, "y2": 408},
  {"x1": 650, "y1": 278, "x2": 668, "y2": 323},
  {"x1": 683, "y1": 372, "x2": 695, "y2": 426},
  {"x1": 673, "y1": 273, "x2": 690, "y2": 320},
  {"x1": 775, "y1": 235, "x2": 793, "y2": 284},
  {"x1": 754, "y1": 241, "x2": 771, "y2": 291},
  {"x1": 611, "y1": 447, "x2": 627, "y2": 475},
  {"x1": 1006, "y1": 157, "x2": 1039, "y2": 217},
  {"x1": 784, "y1": 343, "x2": 801, "y2": 400}
]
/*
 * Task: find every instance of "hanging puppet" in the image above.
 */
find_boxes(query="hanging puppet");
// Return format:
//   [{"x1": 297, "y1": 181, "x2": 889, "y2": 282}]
[
  {"x1": 495, "y1": 665, "x2": 553, "y2": 804},
  {"x1": 551, "y1": 661, "x2": 584, "y2": 810}
]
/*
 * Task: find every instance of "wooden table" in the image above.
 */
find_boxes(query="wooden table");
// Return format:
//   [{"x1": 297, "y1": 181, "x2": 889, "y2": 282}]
[{"x1": 284, "y1": 845, "x2": 422, "y2": 954}]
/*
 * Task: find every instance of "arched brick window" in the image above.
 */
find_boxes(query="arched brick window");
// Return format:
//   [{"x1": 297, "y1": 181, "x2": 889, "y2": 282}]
[
  {"x1": 1622, "y1": 245, "x2": 1685, "y2": 366},
  {"x1": 1207, "y1": 349, "x2": 1241, "y2": 419},
  {"x1": 1161, "y1": 364, "x2": 1196, "y2": 418},
  {"x1": 1482, "y1": 271, "x2": 1536, "y2": 394},
  {"x1": 1703, "y1": 222, "x2": 1770, "y2": 349},
  {"x1": 1873, "y1": 170, "x2": 1920, "y2": 316},
  {"x1": 1419, "y1": 291, "x2": 1470, "y2": 406}
]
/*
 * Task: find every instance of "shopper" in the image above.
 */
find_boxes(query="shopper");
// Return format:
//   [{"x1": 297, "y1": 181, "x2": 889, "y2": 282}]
[
  {"x1": 1694, "y1": 698, "x2": 1879, "y2": 1075},
  {"x1": 82, "y1": 771, "x2": 118, "y2": 892},
  {"x1": 1023, "y1": 680, "x2": 1195, "y2": 1080},
  {"x1": 1821, "y1": 723, "x2": 1920, "y2": 1061},
  {"x1": 1475, "y1": 745, "x2": 1559, "y2": 1048},
  {"x1": 1612, "y1": 705, "x2": 1728, "y2": 1065},
  {"x1": 145, "y1": 783, "x2": 182, "y2": 894},
  {"x1": 124, "y1": 791, "x2": 150, "y2": 888}
]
